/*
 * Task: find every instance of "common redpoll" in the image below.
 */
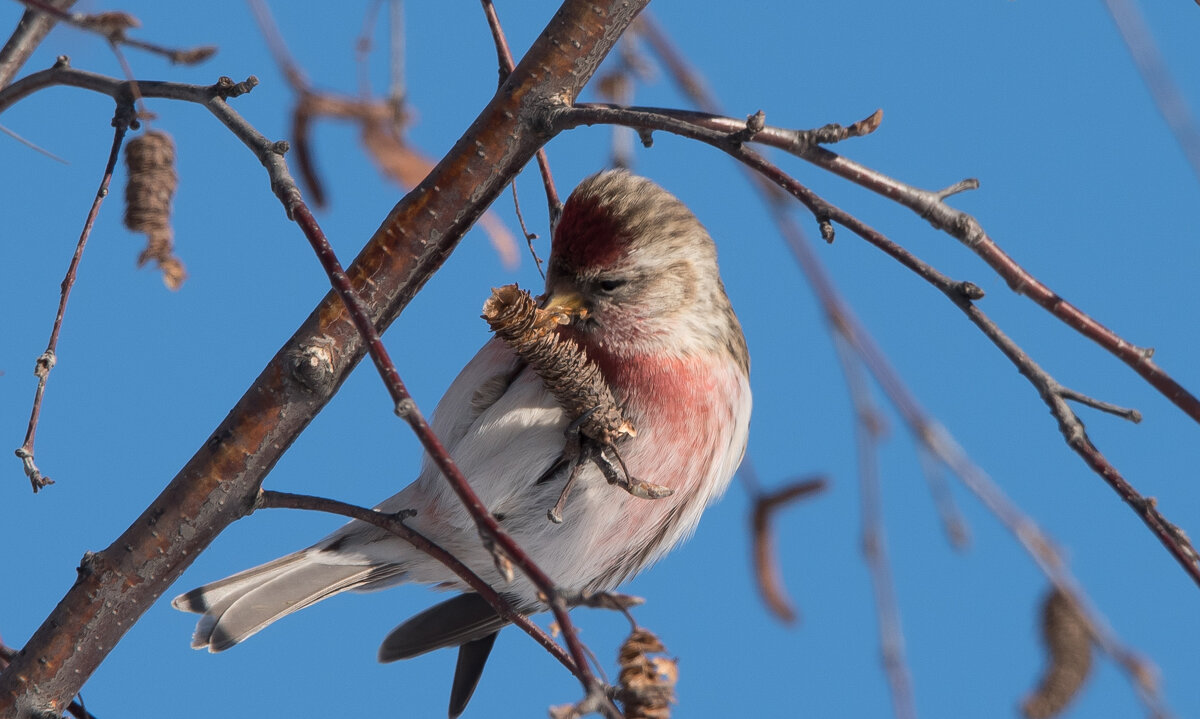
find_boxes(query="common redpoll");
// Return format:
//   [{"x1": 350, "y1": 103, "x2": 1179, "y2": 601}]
[{"x1": 173, "y1": 169, "x2": 751, "y2": 716}]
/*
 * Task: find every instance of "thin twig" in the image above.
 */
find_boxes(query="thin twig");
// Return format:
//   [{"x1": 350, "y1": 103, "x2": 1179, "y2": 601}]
[
  {"x1": 353, "y1": 0, "x2": 383, "y2": 97},
  {"x1": 387, "y1": 0, "x2": 404, "y2": 107},
  {"x1": 16, "y1": 0, "x2": 215, "y2": 66},
  {"x1": 104, "y1": 40, "x2": 146, "y2": 120},
  {"x1": 1101, "y1": 0, "x2": 1200, "y2": 186},
  {"x1": 14, "y1": 98, "x2": 134, "y2": 491},
  {"x1": 0, "y1": 122, "x2": 67, "y2": 162},
  {"x1": 836, "y1": 336, "x2": 918, "y2": 719},
  {"x1": 0, "y1": 0, "x2": 77, "y2": 88},
  {"x1": 480, "y1": 0, "x2": 562, "y2": 230},
  {"x1": 510, "y1": 181, "x2": 545, "y2": 279}
]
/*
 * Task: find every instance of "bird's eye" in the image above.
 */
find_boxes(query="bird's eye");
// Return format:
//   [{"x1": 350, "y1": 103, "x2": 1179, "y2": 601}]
[{"x1": 597, "y1": 278, "x2": 627, "y2": 293}]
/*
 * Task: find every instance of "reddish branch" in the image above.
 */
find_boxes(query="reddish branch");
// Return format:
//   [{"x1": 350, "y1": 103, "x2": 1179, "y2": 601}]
[
  {"x1": 0, "y1": 2, "x2": 647, "y2": 716},
  {"x1": 0, "y1": 642, "x2": 94, "y2": 719},
  {"x1": 14, "y1": 102, "x2": 134, "y2": 492},
  {"x1": 548, "y1": 103, "x2": 1200, "y2": 589},
  {"x1": 255, "y1": 490, "x2": 576, "y2": 672}
]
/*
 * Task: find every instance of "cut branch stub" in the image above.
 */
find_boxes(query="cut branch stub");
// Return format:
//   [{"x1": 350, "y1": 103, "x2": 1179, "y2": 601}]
[{"x1": 482, "y1": 284, "x2": 634, "y2": 445}]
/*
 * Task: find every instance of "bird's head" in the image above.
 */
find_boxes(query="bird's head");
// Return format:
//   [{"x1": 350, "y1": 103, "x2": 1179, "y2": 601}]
[{"x1": 543, "y1": 170, "x2": 745, "y2": 372}]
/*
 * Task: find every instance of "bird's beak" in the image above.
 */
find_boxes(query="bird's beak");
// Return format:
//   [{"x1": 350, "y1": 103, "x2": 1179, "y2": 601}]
[{"x1": 543, "y1": 289, "x2": 589, "y2": 324}]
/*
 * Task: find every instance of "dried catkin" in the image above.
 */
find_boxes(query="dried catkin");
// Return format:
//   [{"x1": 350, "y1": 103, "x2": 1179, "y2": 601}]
[
  {"x1": 616, "y1": 628, "x2": 677, "y2": 719},
  {"x1": 482, "y1": 284, "x2": 634, "y2": 444},
  {"x1": 1021, "y1": 588, "x2": 1094, "y2": 719},
  {"x1": 124, "y1": 130, "x2": 186, "y2": 290}
]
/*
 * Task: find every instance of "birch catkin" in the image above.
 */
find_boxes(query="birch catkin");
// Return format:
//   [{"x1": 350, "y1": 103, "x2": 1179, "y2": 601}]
[
  {"x1": 482, "y1": 284, "x2": 634, "y2": 444},
  {"x1": 124, "y1": 129, "x2": 186, "y2": 289},
  {"x1": 1022, "y1": 588, "x2": 1094, "y2": 719}
]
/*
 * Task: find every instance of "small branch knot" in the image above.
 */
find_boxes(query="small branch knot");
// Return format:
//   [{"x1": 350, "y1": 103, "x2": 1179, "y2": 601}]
[
  {"x1": 394, "y1": 397, "x2": 417, "y2": 420},
  {"x1": 34, "y1": 350, "x2": 56, "y2": 378},
  {"x1": 956, "y1": 281, "x2": 985, "y2": 300},
  {"x1": 730, "y1": 110, "x2": 766, "y2": 144},
  {"x1": 289, "y1": 339, "x2": 337, "y2": 393},
  {"x1": 14, "y1": 447, "x2": 53, "y2": 492},
  {"x1": 818, "y1": 217, "x2": 835, "y2": 243}
]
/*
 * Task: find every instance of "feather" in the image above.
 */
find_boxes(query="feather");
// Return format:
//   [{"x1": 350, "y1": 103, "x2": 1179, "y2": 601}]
[
  {"x1": 377, "y1": 593, "x2": 508, "y2": 662},
  {"x1": 449, "y1": 632, "x2": 499, "y2": 718}
]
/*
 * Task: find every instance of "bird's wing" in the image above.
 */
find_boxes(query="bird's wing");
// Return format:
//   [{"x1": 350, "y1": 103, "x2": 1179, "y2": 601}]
[
  {"x1": 314, "y1": 336, "x2": 564, "y2": 567},
  {"x1": 364, "y1": 337, "x2": 528, "y2": 517},
  {"x1": 369, "y1": 337, "x2": 569, "y2": 533},
  {"x1": 428, "y1": 337, "x2": 525, "y2": 453}
]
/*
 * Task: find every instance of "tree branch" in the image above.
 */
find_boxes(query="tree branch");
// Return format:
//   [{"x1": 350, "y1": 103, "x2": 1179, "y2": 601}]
[
  {"x1": 0, "y1": 0, "x2": 75, "y2": 88},
  {"x1": 548, "y1": 103, "x2": 1200, "y2": 588},
  {"x1": 14, "y1": 98, "x2": 133, "y2": 492}
]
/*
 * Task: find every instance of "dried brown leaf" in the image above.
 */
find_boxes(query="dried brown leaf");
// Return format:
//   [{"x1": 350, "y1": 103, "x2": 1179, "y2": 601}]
[
  {"x1": 617, "y1": 628, "x2": 677, "y2": 719},
  {"x1": 750, "y1": 477, "x2": 827, "y2": 623},
  {"x1": 171, "y1": 45, "x2": 217, "y2": 65},
  {"x1": 84, "y1": 11, "x2": 140, "y2": 35}
]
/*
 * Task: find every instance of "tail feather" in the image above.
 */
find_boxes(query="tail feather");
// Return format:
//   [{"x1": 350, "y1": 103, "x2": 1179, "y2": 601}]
[
  {"x1": 449, "y1": 632, "x2": 499, "y2": 719},
  {"x1": 378, "y1": 593, "x2": 509, "y2": 662},
  {"x1": 172, "y1": 551, "x2": 403, "y2": 652}
]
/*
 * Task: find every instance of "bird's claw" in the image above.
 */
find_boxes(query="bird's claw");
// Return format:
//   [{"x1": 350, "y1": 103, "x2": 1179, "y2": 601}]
[
  {"x1": 592, "y1": 446, "x2": 674, "y2": 500},
  {"x1": 544, "y1": 424, "x2": 672, "y2": 523}
]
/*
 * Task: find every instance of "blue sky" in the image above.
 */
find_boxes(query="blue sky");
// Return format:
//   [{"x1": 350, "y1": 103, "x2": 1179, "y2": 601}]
[{"x1": 2, "y1": 2, "x2": 1199, "y2": 718}]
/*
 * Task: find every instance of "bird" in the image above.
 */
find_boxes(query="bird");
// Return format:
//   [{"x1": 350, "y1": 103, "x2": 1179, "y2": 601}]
[{"x1": 172, "y1": 169, "x2": 752, "y2": 717}]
